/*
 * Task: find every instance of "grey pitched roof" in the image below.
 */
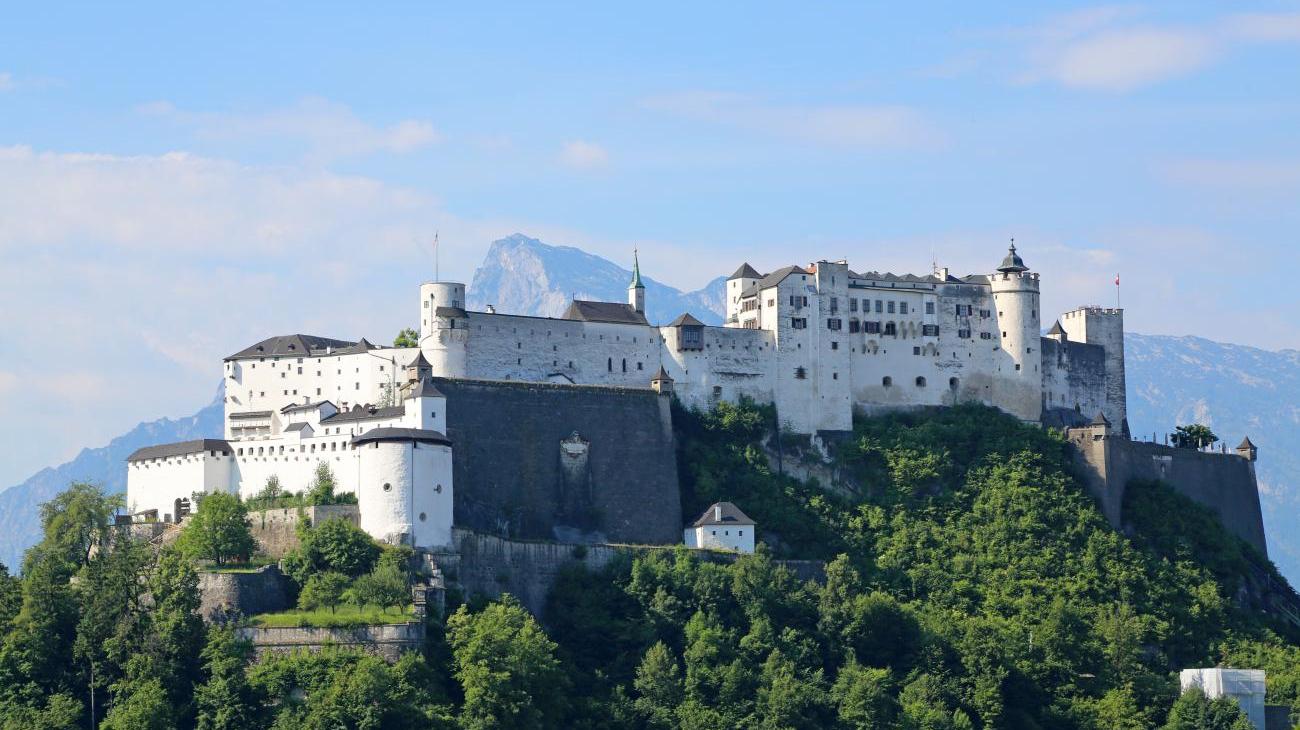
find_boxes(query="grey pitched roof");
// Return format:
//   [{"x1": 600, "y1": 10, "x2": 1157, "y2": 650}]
[
  {"x1": 320, "y1": 404, "x2": 406, "y2": 424},
  {"x1": 285, "y1": 422, "x2": 313, "y2": 433},
  {"x1": 435, "y1": 307, "x2": 468, "y2": 318},
  {"x1": 226, "y1": 334, "x2": 357, "y2": 360},
  {"x1": 352, "y1": 428, "x2": 452, "y2": 447},
  {"x1": 668, "y1": 313, "x2": 705, "y2": 327},
  {"x1": 229, "y1": 410, "x2": 273, "y2": 420},
  {"x1": 331, "y1": 338, "x2": 378, "y2": 356},
  {"x1": 280, "y1": 400, "x2": 335, "y2": 414},
  {"x1": 406, "y1": 351, "x2": 432, "y2": 369},
  {"x1": 690, "y1": 501, "x2": 755, "y2": 527},
  {"x1": 408, "y1": 377, "x2": 445, "y2": 399},
  {"x1": 1238, "y1": 436, "x2": 1257, "y2": 450},
  {"x1": 997, "y1": 244, "x2": 1029, "y2": 273},
  {"x1": 740, "y1": 265, "x2": 807, "y2": 297},
  {"x1": 651, "y1": 365, "x2": 673, "y2": 381},
  {"x1": 127, "y1": 439, "x2": 231, "y2": 462},
  {"x1": 1046, "y1": 321, "x2": 1065, "y2": 337},
  {"x1": 561, "y1": 300, "x2": 650, "y2": 325},
  {"x1": 728, "y1": 263, "x2": 761, "y2": 280},
  {"x1": 1091, "y1": 411, "x2": 1111, "y2": 427}
]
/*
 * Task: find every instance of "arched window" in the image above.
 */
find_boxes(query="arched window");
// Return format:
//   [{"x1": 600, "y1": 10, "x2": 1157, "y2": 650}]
[
  {"x1": 607, "y1": 357, "x2": 612, "y2": 372},
  {"x1": 882, "y1": 376, "x2": 892, "y2": 387},
  {"x1": 916, "y1": 376, "x2": 927, "y2": 387}
]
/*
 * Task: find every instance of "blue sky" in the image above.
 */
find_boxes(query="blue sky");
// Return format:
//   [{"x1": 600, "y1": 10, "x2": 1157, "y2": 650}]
[{"x1": 2, "y1": 2, "x2": 1299, "y2": 486}]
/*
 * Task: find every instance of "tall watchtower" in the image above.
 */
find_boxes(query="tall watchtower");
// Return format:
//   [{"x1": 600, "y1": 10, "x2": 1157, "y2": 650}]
[
  {"x1": 726, "y1": 262, "x2": 761, "y2": 325},
  {"x1": 989, "y1": 243, "x2": 1042, "y2": 421},
  {"x1": 1061, "y1": 305, "x2": 1126, "y2": 431},
  {"x1": 419, "y1": 281, "x2": 469, "y2": 377}
]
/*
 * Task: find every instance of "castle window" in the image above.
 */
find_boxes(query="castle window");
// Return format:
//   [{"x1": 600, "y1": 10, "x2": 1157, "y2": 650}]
[
  {"x1": 865, "y1": 321, "x2": 881, "y2": 334},
  {"x1": 1002, "y1": 331, "x2": 1007, "y2": 338},
  {"x1": 949, "y1": 377, "x2": 959, "y2": 389},
  {"x1": 849, "y1": 299, "x2": 858, "y2": 312},
  {"x1": 832, "y1": 372, "x2": 838, "y2": 380},
  {"x1": 980, "y1": 309, "x2": 990, "y2": 318},
  {"x1": 829, "y1": 297, "x2": 838, "y2": 314},
  {"x1": 888, "y1": 301, "x2": 896, "y2": 314},
  {"x1": 884, "y1": 322, "x2": 897, "y2": 336},
  {"x1": 827, "y1": 318, "x2": 841, "y2": 331},
  {"x1": 913, "y1": 346, "x2": 921, "y2": 355},
  {"x1": 882, "y1": 376, "x2": 892, "y2": 387},
  {"x1": 900, "y1": 302, "x2": 908, "y2": 315},
  {"x1": 795, "y1": 367, "x2": 807, "y2": 379},
  {"x1": 383, "y1": 482, "x2": 391, "y2": 491},
  {"x1": 915, "y1": 376, "x2": 927, "y2": 387},
  {"x1": 958, "y1": 328, "x2": 971, "y2": 339},
  {"x1": 980, "y1": 332, "x2": 993, "y2": 340},
  {"x1": 638, "y1": 362, "x2": 643, "y2": 370},
  {"x1": 1015, "y1": 364, "x2": 1021, "y2": 371},
  {"x1": 791, "y1": 318, "x2": 807, "y2": 330},
  {"x1": 875, "y1": 300, "x2": 883, "y2": 313},
  {"x1": 607, "y1": 358, "x2": 613, "y2": 372},
  {"x1": 622, "y1": 359, "x2": 627, "y2": 373},
  {"x1": 419, "y1": 512, "x2": 427, "y2": 522},
  {"x1": 922, "y1": 324, "x2": 939, "y2": 336},
  {"x1": 926, "y1": 302, "x2": 935, "y2": 314},
  {"x1": 849, "y1": 320, "x2": 860, "y2": 333},
  {"x1": 832, "y1": 341, "x2": 839, "y2": 350},
  {"x1": 713, "y1": 386, "x2": 722, "y2": 397}
]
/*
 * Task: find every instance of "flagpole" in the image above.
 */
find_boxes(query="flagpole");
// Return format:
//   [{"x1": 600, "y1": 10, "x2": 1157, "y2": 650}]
[{"x1": 434, "y1": 231, "x2": 440, "y2": 283}]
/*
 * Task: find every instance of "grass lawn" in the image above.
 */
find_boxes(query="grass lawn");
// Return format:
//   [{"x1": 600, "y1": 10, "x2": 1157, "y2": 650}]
[{"x1": 249, "y1": 604, "x2": 416, "y2": 628}]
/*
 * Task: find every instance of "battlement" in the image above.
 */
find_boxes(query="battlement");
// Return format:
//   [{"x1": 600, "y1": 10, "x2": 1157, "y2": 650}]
[{"x1": 1065, "y1": 306, "x2": 1123, "y2": 316}]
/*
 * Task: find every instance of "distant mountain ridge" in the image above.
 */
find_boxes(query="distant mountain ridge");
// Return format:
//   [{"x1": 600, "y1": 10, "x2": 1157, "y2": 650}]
[
  {"x1": 3, "y1": 236, "x2": 1298, "y2": 587},
  {"x1": 0, "y1": 386, "x2": 224, "y2": 571},
  {"x1": 467, "y1": 233, "x2": 726, "y2": 324}
]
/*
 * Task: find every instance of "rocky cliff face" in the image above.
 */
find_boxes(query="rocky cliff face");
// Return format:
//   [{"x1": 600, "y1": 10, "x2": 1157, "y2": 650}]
[{"x1": 467, "y1": 233, "x2": 726, "y2": 324}]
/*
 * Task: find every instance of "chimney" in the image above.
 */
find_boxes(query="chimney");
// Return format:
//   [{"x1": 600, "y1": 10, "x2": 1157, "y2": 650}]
[{"x1": 486, "y1": 304, "x2": 496, "y2": 314}]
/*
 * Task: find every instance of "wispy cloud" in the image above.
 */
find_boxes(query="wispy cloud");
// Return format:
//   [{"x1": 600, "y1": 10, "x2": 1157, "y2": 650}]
[
  {"x1": 559, "y1": 140, "x2": 609, "y2": 169},
  {"x1": 138, "y1": 97, "x2": 441, "y2": 162},
  {"x1": 1158, "y1": 158, "x2": 1300, "y2": 191},
  {"x1": 0, "y1": 72, "x2": 12, "y2": 92},
  {"x1": 1015, "y1": 9, "x2": 1300, "y2": 91},
  {"x1": 640, "y1": 91, "x2": 942, "y2": 149}
]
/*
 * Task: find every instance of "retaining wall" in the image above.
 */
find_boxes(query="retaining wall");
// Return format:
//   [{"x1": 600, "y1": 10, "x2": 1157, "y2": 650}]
[
  {"x1": 246, "y1": 504, "x2": 360, "y2": 558},
  {"x1": 198, "y1": 564, "x2": 293, "y2": 621},
  {"x1": 236, "y1": 622, "x2": 425, "y2": 662}
]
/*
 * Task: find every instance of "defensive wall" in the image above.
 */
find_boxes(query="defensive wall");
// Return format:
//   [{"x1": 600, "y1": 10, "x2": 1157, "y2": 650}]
[
  {"x1": 235, "y1": 623, "x2": 425, "y2": 662},
  {"x1": 432, "y1": 377, "x2": 682, "y2": 545},
  {"x1": 438, "y1": 528, "x2": 826, "y2": 616},
  {"x1": 198, "y1": 564, "x2": 293, "y2": 622},
  {"x1": 246, "y1": 504, "x2": 360, "y2": 558},
  {"x1": 1067, "y1": 427, "x2": 1267, "y2": 555}
]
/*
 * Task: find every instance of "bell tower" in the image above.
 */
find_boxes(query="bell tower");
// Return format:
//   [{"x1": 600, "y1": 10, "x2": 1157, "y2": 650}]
[{"x1": 628, "y1": 249, "x2": 646, "y2": 315}]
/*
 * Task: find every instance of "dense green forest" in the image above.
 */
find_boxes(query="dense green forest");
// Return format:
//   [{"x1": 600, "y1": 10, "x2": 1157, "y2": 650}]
[{"x1": 1, "y1": 402, "x2": 1298, "y2": 728}]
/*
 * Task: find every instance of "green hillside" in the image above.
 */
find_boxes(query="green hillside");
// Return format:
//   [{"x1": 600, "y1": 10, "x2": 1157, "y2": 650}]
[{"x1": 1, "y1": 403, "x2": 1298, "y2": 729}]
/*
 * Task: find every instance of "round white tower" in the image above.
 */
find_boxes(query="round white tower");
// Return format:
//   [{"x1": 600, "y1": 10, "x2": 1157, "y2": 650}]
[
  {"x1": 355, "y1": 428, "x2": 454, "y2": 549},
  {"x1": 419, "y1": 281, "x2": 468, "y2": 377},
  {"x1": 989, "y1": 243, "x2": 1043, "y2": 421}
]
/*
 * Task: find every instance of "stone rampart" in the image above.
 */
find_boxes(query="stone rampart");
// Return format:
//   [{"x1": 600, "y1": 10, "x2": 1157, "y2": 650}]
[
  {"x1": 236, "y1": 622, "x2": 425, "y2": 662},
  {"x1": 442, "y1": 528, "x2": 824, "y2": 616},
  {"x1": 246, "y1": 504, "x2": 360, "y2": 558},
  {"x1": 198, "y1": 564, "x2": 294, "y2": 621},
  {"x1": 432, "y1": 378, "x2": 682, "y2": 545},
  {"x1": 1067, "y1": 429, "x2": 1267, "y2": 555}
]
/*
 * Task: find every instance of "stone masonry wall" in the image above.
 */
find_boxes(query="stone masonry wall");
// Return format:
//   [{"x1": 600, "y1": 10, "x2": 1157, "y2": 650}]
[
  {"x1": 433, "y1": 378, "x2": 682, "y2": 545},
  {"x1": 246, "y1": 504, "x2": 360, "y2": 558},
  {"x1": 198, "y1": 564, "x2": 293, "y2": 621},
  {"x1": 236, "y1": 623, "x2": 425, "y2": 662},
  {"x1": 443, "y1": 528, "x2": 825, "y2": 617},
  {"x1": 1068, "y1": 431, "x2": 1267, "y2": 555}
]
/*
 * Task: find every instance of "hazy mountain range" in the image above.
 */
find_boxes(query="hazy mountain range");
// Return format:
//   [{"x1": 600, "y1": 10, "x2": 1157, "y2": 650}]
[{"x1": 3, "y1": 234, "x2": 1297, "y2": 585}]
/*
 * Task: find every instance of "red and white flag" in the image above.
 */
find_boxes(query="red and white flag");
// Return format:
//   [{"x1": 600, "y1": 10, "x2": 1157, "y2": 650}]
[{"x1": 1114, "y1": 274, "x2": 1120, "y2": 286}]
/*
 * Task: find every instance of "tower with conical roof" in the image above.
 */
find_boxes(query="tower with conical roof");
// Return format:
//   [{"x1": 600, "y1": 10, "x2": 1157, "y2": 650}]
[
  {"x1": 989, "y1": 240, "x2": 1042, "y2": 421},
  {"x1": 628, "y1": 249, "x2": 646, "y2": 315}
]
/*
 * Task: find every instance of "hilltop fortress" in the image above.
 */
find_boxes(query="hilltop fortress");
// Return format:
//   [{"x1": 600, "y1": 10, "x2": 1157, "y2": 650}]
[{"x1": 125, "y1": 244, "x2": 1267, "y2": 559}]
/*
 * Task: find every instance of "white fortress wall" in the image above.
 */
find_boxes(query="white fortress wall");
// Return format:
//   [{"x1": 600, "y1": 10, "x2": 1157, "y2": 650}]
[{"x1": 127, "y1": 449, "x2": 233, "y2": 519}]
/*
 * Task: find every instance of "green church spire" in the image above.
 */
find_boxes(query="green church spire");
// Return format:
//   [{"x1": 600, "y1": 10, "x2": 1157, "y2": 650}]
[{"x1": 629, "y1": 248, "x2": 644, "y2": 290}]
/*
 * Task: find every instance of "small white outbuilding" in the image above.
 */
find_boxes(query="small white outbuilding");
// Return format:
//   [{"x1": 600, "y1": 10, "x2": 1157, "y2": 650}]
[
  {"x1": 684, "y1": 502, "x2": 755, "y2": 553},
  {"x1": 1179, "y1": 668, "x2": 1266, "y2": 730}
]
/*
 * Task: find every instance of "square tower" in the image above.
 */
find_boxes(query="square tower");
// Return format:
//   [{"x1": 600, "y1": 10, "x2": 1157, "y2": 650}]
[{"x1": 1061, "y1": 306, "x2": 1126, "y2": 431}]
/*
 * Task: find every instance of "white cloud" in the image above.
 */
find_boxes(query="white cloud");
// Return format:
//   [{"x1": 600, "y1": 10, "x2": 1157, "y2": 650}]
[
  {"x1": 559, "y1": 140, "x2": 610, "y2": 169},
  {"x1": 138, "y1": 97, "x2": 441, "y2": 161},
  {"x1": 1158, "y1": 159, "x2": 1300, "y2": 191},
  {"x1": 1051, "y1": 29, "x2": 1216, "y2": 91},
  {"x1": 640, "y1": 91, "x2": 941, "y2": 149},
  {"x1": 1016, "y1": 9, "x2": 1300, "y2": 91},
  {"x1": 1225, "y1": 12, "x2": 1300, "y2": 42}
]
